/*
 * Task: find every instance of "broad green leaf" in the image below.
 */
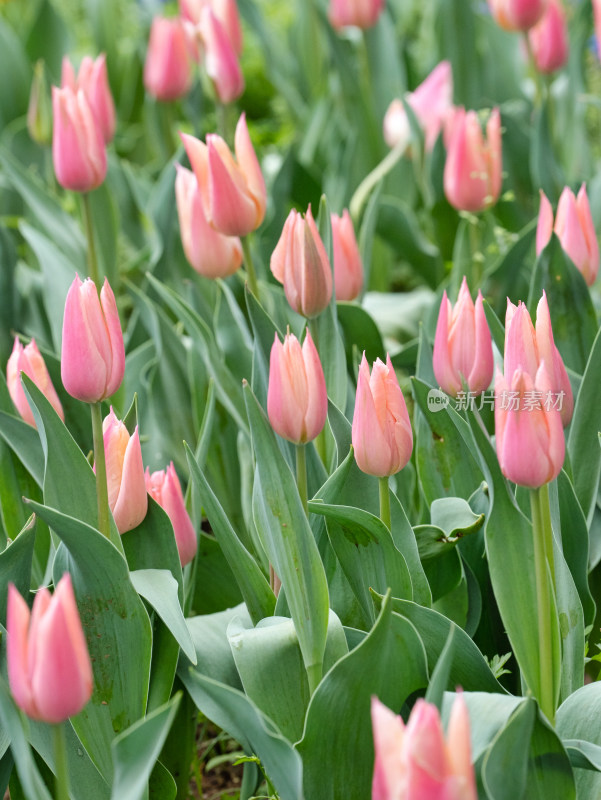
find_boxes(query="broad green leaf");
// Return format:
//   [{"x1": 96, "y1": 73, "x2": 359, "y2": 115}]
[
  {"x1": 564, "y1": 740, "x2": 601, "y2": 772},
  {"x1": 530, "y1": 103, "x2": 565, "y2": 203},
  {"x1": 0, "y1": 373, "x2": 44, "y2": 486},
  {"x1": 389, "y1": 492, "x2": 431, "y2": 607},
  {"x1": 482, "y1": 698, "x2": 535, "y2": 800},
  {"x1": 431, "y1": 497, "x2": 486, "y2": 538},
  {"x1": 424, "y1": 627, "x2": 455, "y2": 710},
  {"x1": 557, "y1": 683, "x2": 601, "y2": 796},
  {"x1": 185, "y1": 604, "x2": 249, "y2": 690},
  {"x1": 0, "y1": 22, "x2": 30, "y2": 128},
  {"x1": 336, "y1": 302, "x2": 385, "y2": 368},
  {"x1": 192, "y1": 532, "x2": 244, "y2": 615},
  {"x1": 0, "y1": 519, "x2": 36, "y2": 624},
  {"x1": 483, "y1": 221, "x2": 537, "y2": 317}
]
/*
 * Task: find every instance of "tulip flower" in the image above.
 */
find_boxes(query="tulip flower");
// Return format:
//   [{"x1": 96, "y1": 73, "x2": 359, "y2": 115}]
[
  {"x1": 594, "y1": 0, "x2": 601, "y2": 61},
  {"x1": 328, "y1": 0, "x2": 385, "y2": 30},
  {"x1": 144, "y1": 16, "x2": 194, "y2": 102},
  {"x1": 7, "y1": 338, "x2": 64, "y2": 427},
  {"x1": 61, "y1": 274, "x2": 125, "y2": 403},
  {"x1": 7, "y1": 574, "x2": 93, "y2": 724},
  {"x1": 433, "y1": 277, "x2": 494, "y2": 398},
  {"x1": 199, "y1": 6, "x2": 244, "y2": 103},
  {"x1": 101, "y1": 409, "x2": 148, "y2": 534},
  {"x1": 371, "y1": 694, "x2": 477, "y2": 800},
  {"x1": 270, "y1": 207, "x2": 333, "y2": 317},
  {"x1": 181, "y1": 113, "x2": 266, "y2": 237},
  {"x1": 61, "y1": 54, "x2": 116, "y2": 143},
  {"x1": 267, "y1": 330, "x2": 327, "y2": 445},
  {"x1": 443, "y1": 107, "x2": 502, "y2": 213},
  {"x1": 331, "y1": 210, "x2": 364, "y2": 301},
  {"x1": 145, "y1": 463, "x2": 198, "y2": 566},
  {"x1": 528, "y1": 0, "x2": 568, "y2": 74},
  {"x1": 52, "y1": 86, "x2": 107, "y2": 192},
  {"x1": 383, "y1": 60, "x2": 453, "y2": 152},
  {"x1": 536, "y1": 187, "x2": 599, "y2": 287},
  {"x1": 352, "y1": 354, "x2": 413, "y2": 478},
  {"x1": 487, "y1": 0, "x2": 547, "y2": 31},
  {"x1": 180, "y1": 0, "x2": 243, "y2": 55}
]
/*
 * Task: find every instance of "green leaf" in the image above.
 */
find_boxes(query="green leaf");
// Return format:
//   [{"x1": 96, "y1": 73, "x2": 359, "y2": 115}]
[
  {"x1": 564, "y1": 740, "x2": 601, "y2": 773},
  {"x1": 557, "y1": 683, "x2": 601, "y2": 796},
  {"x1": 530, "y1": 103, "x2": 565, "y2": 203},
  {"x1": 0, "y1": 519, "x2": 36, "y2": 624},
  {"x1": 0, "y1": 373, "x2": 44, "y2": 486},
  {"x1": 336, "y1": 302, "x2": 385, "y2": 368},
  {"x1": 424, "y1": 627, "x2": 456, "y2": 710},
  {"x1": 482, "y1": 698, "x2": 536, "y2": 800},
  {"x1": 185, "y1": 605, "x2": 249, "y2": 690},
  {"x1": 431, "y1": 496, "x2": 486, "y2": 538}
]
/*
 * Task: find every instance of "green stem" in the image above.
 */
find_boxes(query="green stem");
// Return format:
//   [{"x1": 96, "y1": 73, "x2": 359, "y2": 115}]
[
  {"x1": 241, "y1": 236, "x2": 259, "y2": 297},
  {"x1": 536, "y1": 482, "x2": 556, "y2": 592},
  {"x1": 53, "y1": 723, "x2": 69, "y2": 800},
  {"x1": 91, "y1": 402, "x2": 111, "y2": 539},
  {"x1": 296, "y1": 444, "x2": 308, "y2": 515},
  {"x1": 349, "y1": 140, "x2": 407, "y2": 223},
  {"x1": 307, "y1": 662, "x2": 322, "y2": 696},
  {"x1": 379, "y1": 476, "x2": 391, "y2": 530},
  {"x1": 81, "y1": 192, "x2": 100, "y2": 288},
  {"x1": 523, "y1": 32, "x2": 545, "y2": 110}
]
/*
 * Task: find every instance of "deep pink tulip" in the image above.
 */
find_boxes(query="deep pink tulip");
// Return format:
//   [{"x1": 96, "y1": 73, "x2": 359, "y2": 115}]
[
  {"x1": 383, "y1": 61, "x2": 453, "y2": 152},
  {"x1": 528, "y1": 0, "x2": 568, "y2": 74},
  {"x1": 199, "y1": 6, "x2": 244, "y2": 103},
  {"x1": 101, "y1": 409, "x2": 148, "y2": 534},
  {"x1": 7, "y1": 574, "x2": 93, "y2": 724},
  {"x1": 536, "y1": 187, "x2": 599, "y2": 287},
  {"x1": 328, "y1": 0, "x2": 385, "y2": 30},
  {"x1": 7, "y1": 338, "x2": 64, "y2": 427},
  {"x1": 61, "y1": 54, "x2": 116, "y2": 143},
  {"x1": 61, "y1": 275, "x2": 125, "y2": 403},
  {"x1": 52, "y1": 86, "x2": 107, "y2": 192},
  {"x1": 175, "y1": 164, "x2": 243, "y2": 278},
  {"x1": 267, "y1": 330, "x2": 327, "y2": 445},
  {"x1": 371, "y1": 695, "x2": 477, "y2": 800},
  {"x1": 504, "y1": 294, "x2": 573, "y2": 426},
  {"x1": 488, "y1": 0, "x2": 547, "y2": 31},
  {"x1": 270, "y1": 207, "x2": 333, "y2": 318},
  {"x1": 433, "y1": 277, "x2": 494, "y2": 397},
  {"x1": 144, "y1": 16, "x2": 193, "y2": 102},
  {"x1": 179, "y1": 0, "x2": 243, "y2": 55},
  {"x1": 352, "y1": 354, "x2": 413, "y2": 478},
  {"x1": 332, "y1": 210, "x2": 363, "y2": 301},
  {"x1": 145, "y1": 463, "x2": 198, "y2": 566},
  {"x1": 443, "y1": 107, "x2": 502, "y2": 213},
  {"x1": 181, "y1": 113, "x2": 266, "y2": 237}
]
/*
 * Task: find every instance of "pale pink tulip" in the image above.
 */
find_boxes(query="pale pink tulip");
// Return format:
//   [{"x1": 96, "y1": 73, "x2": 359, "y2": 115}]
[
  {"x1": 102, "y1": 409, "x2": 148, "y2": 534},
  {"x1": 594, "y1": 0, "x2": 601, "y2": 62},
  {"x1": 199, "y1": 6, "x2": 244, "y2": 103},
  {"x1": 61, "y1": 54, "x2": 116, "y2": 143},
  {"x1": 433, "y1": 277, "x2": 494, "y2": 397},
  {"x1": 144, "y1": 16, "x2": 193, "y2": 102},
  {"x1": 488, "y1": 0, "x2": 547, "y2": 31},
  {"x1": 352, "y1": 354, "x2": 413, "y2": 478},
  {"x1": 52, "y1": 86, "x2": 107, "y2": 192},
  {"x1": 328, "y1": 0, "x2": 385, "y2": 30},
  {"x1": 145, "y1": 463, "x2": 198, "y2": 566},
  {"x1": 332, "y1": 210, "x2": 363, "y2": 301},
  {"x1": 7, "y1": 338, "x2": 64, "y2": 427},
  {"x1": 7, "y1": 574, "x2": 93, "y2": 724},
  {"x1": 179, "y1": 0, "x2": 243, "y2": 54},
  {"x1": 528, "y1": 0, "x2": 568, "y2": 74},
  {"x1": 61, "y1": 275, "x2": 125, "y2": 403},
  {"x1": 267, "y1": 330, "x2": 327, "y2": 444}
]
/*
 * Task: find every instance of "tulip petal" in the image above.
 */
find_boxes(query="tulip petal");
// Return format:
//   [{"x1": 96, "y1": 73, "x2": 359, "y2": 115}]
[
  {"x1": 111, "y1": 427, "x2": 148, "y2": 533},
  {"x1": 7, "y1": 585, "x2": 37, "y2": 718}
]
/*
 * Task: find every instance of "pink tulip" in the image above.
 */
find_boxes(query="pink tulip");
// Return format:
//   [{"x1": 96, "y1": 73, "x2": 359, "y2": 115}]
[
  {"x1": 594, "y1": 0, "x2": 601, "y2": 62},
  {"x1": 61, "y1": 274, "x2": 125, "y2": 403},
  {"x1": 179, "y1": 0, "x2": 243, "y2": 55},
  {"x1": 527, "y1": 0, "x2": 568, "y2": 74},
  {"x1": 270, "y1": 207, "x2": 333, "y2": 318},
  {"x1": 199, "y1": 6, "x2": 244, "y2": 103},
  {"x1": 267, "y1": 330, "x2": 327, "y2": 445},
  {"x1": 7, "y1": 338, "x2": 64, "y2": 427},
  {"x1": 371, "y1": 694, "x2": 477, "y2": 800},
  {"x1": 536, "y1": 187, "x2": 599, "y2": 287},
  {"x1": 332, "y1": 210, "x2": 363, "y2": 301},
  {"x1": 101, "y1": 409, "x2": 148, "y2": 534},
  {"x1": 383, "y1": 61, "x2": 453, "y2": 152},
  {"x1": 144, "y1": 16, "x2": 194, "y2": 102},
  {"x1": 61, "y1": 54, "x2": 116, "y2": 143},
  {"x1": 328, "y1": 0, "x2": 385, "y2": 30},
  {"x1": 443, "y1": 107, "x2": 502, "y2": 213},
  {"x1": 52, "y1": 86, "x2": 107, "y2": 192},
  {"x1": 7, "y1": 574, "x2": 93, "y2": 724},
  {"x1": 145, "y1": 463, "x2": 198, "y2": 566},
  {"x1": 352, "y1": 354, "x2": 413, "y2": 478},
  {"x1": 433, "y1": 277, "x2": 494, "y2": 397},
  {"x1": 181, "y1": 113, "x2": 266, "y2": 237},
  {"x1": 488, "y1": 0, "x2": 547, "y2": 31}
]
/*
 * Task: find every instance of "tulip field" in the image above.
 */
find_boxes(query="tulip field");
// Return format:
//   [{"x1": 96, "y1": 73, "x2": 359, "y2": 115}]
[{"x1": 5, "y1": 0, "x2": 601, "y2": 797}]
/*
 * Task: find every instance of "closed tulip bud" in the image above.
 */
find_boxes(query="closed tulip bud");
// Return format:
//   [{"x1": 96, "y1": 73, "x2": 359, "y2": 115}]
[
  {"x1": 536, "y1": 186, "x2": 599, "y2": 287},
  {"x1": 352, "y1": 354, "x2": 413, "y2": 478},
  {"x1": 181, "y1": 113, "x2": 266, "y2": 237},
  {"x1": 371, "y1": 694, "x2": 477, "y2": 800},
  {"x1": 175, "y1": 164, "x2": 243, "y2": 278},
  {"x1": 180, "y1": 0, "x2": 243, "y2": 54},
  {"x1": 61, "y1": 54, "x2": 116, "y2": 143},
  {"x1": 488, "y1": 0, "x2": 547, "y2": 31},
  {"x1": 443, "y1": 107, "x2": 502, "y2": 213},
  {"x1": 27, "y1": 60, "x2": 52, "y2": 146},
  {"x1": 331, "y1": 210, "x2": 363, "y2": 301},
  {"x1": 328, "y1": 0, "x2": 384, "y2": 30},
  {"x1": 101, "y1": 409, "x2": 147, "y2": 534},
  {"x1": 528, "y1": 0, "x2": 568, "y2": 73},
  {"x1": 7, "y1": 338, "x2": 64, "y2": 427},
  {"x1": 200, "y1": 6, "x2": 244, "y2": 103},
  {"x1": 267, "y1": 330, "x2": 327, "y2": 445},
  {"x1": 145, "y1": 463, "x2": 198, "y2": 566},
  {"x1": 61, "y1": 275, "x2": 125, "y2": 403},
  {"x1": 270, "y1": 207, "x2": 332, "y2": 317},
  {"x1": 7, "y1": 574, "x2": 93, "y2": 724},
  {"x1": 144, "y1": 16, "x2": 194, "y2": 102},
  {"x1": 383, "y1": 60, "x2": 453, "y2": 152},
  {"x1": 52, "y1": 86, "x2": 107, "y2": 192},
  {"x1": 595, "y1": 0, "x2": 601, "y2": 62},
  {"x1": 433, "y1": 277, "x2": 494, "y2": 398}
]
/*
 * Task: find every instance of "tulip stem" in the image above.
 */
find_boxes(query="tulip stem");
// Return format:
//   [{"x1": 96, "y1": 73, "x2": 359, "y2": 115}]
[
  {"x1": 307, "y1": 662, "x2": 322, "y2": 696},
  {"x1": 91, "y1": 402, "x2": 111, "y2": 539},
  {"x1": 53, "y1": 723, "x2": 69, "y2": 800},
  {"x1": 241, "y1": 236, "x2": 259, "y2": 297},
  {"x1": 296, "y1": 444, "x2": 308, "y2": 515},
  {"x1": 523, "y1": 33, "x2": 545, "y2": 109},
  {"x1": 379, "y1": 477, "x2": 391, "y2": 530},
  {"x1": 81, "y1": 192, "x2": 100, "y2": 288},
  {"x1": 349, "y1": 140, "x2": 407, "y2": 223}
]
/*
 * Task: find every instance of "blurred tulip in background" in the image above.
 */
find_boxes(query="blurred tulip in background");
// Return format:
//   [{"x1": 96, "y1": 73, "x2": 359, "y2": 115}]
[{"x1": 7, "y1": 338, "x2": 64, "y2": 427}]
